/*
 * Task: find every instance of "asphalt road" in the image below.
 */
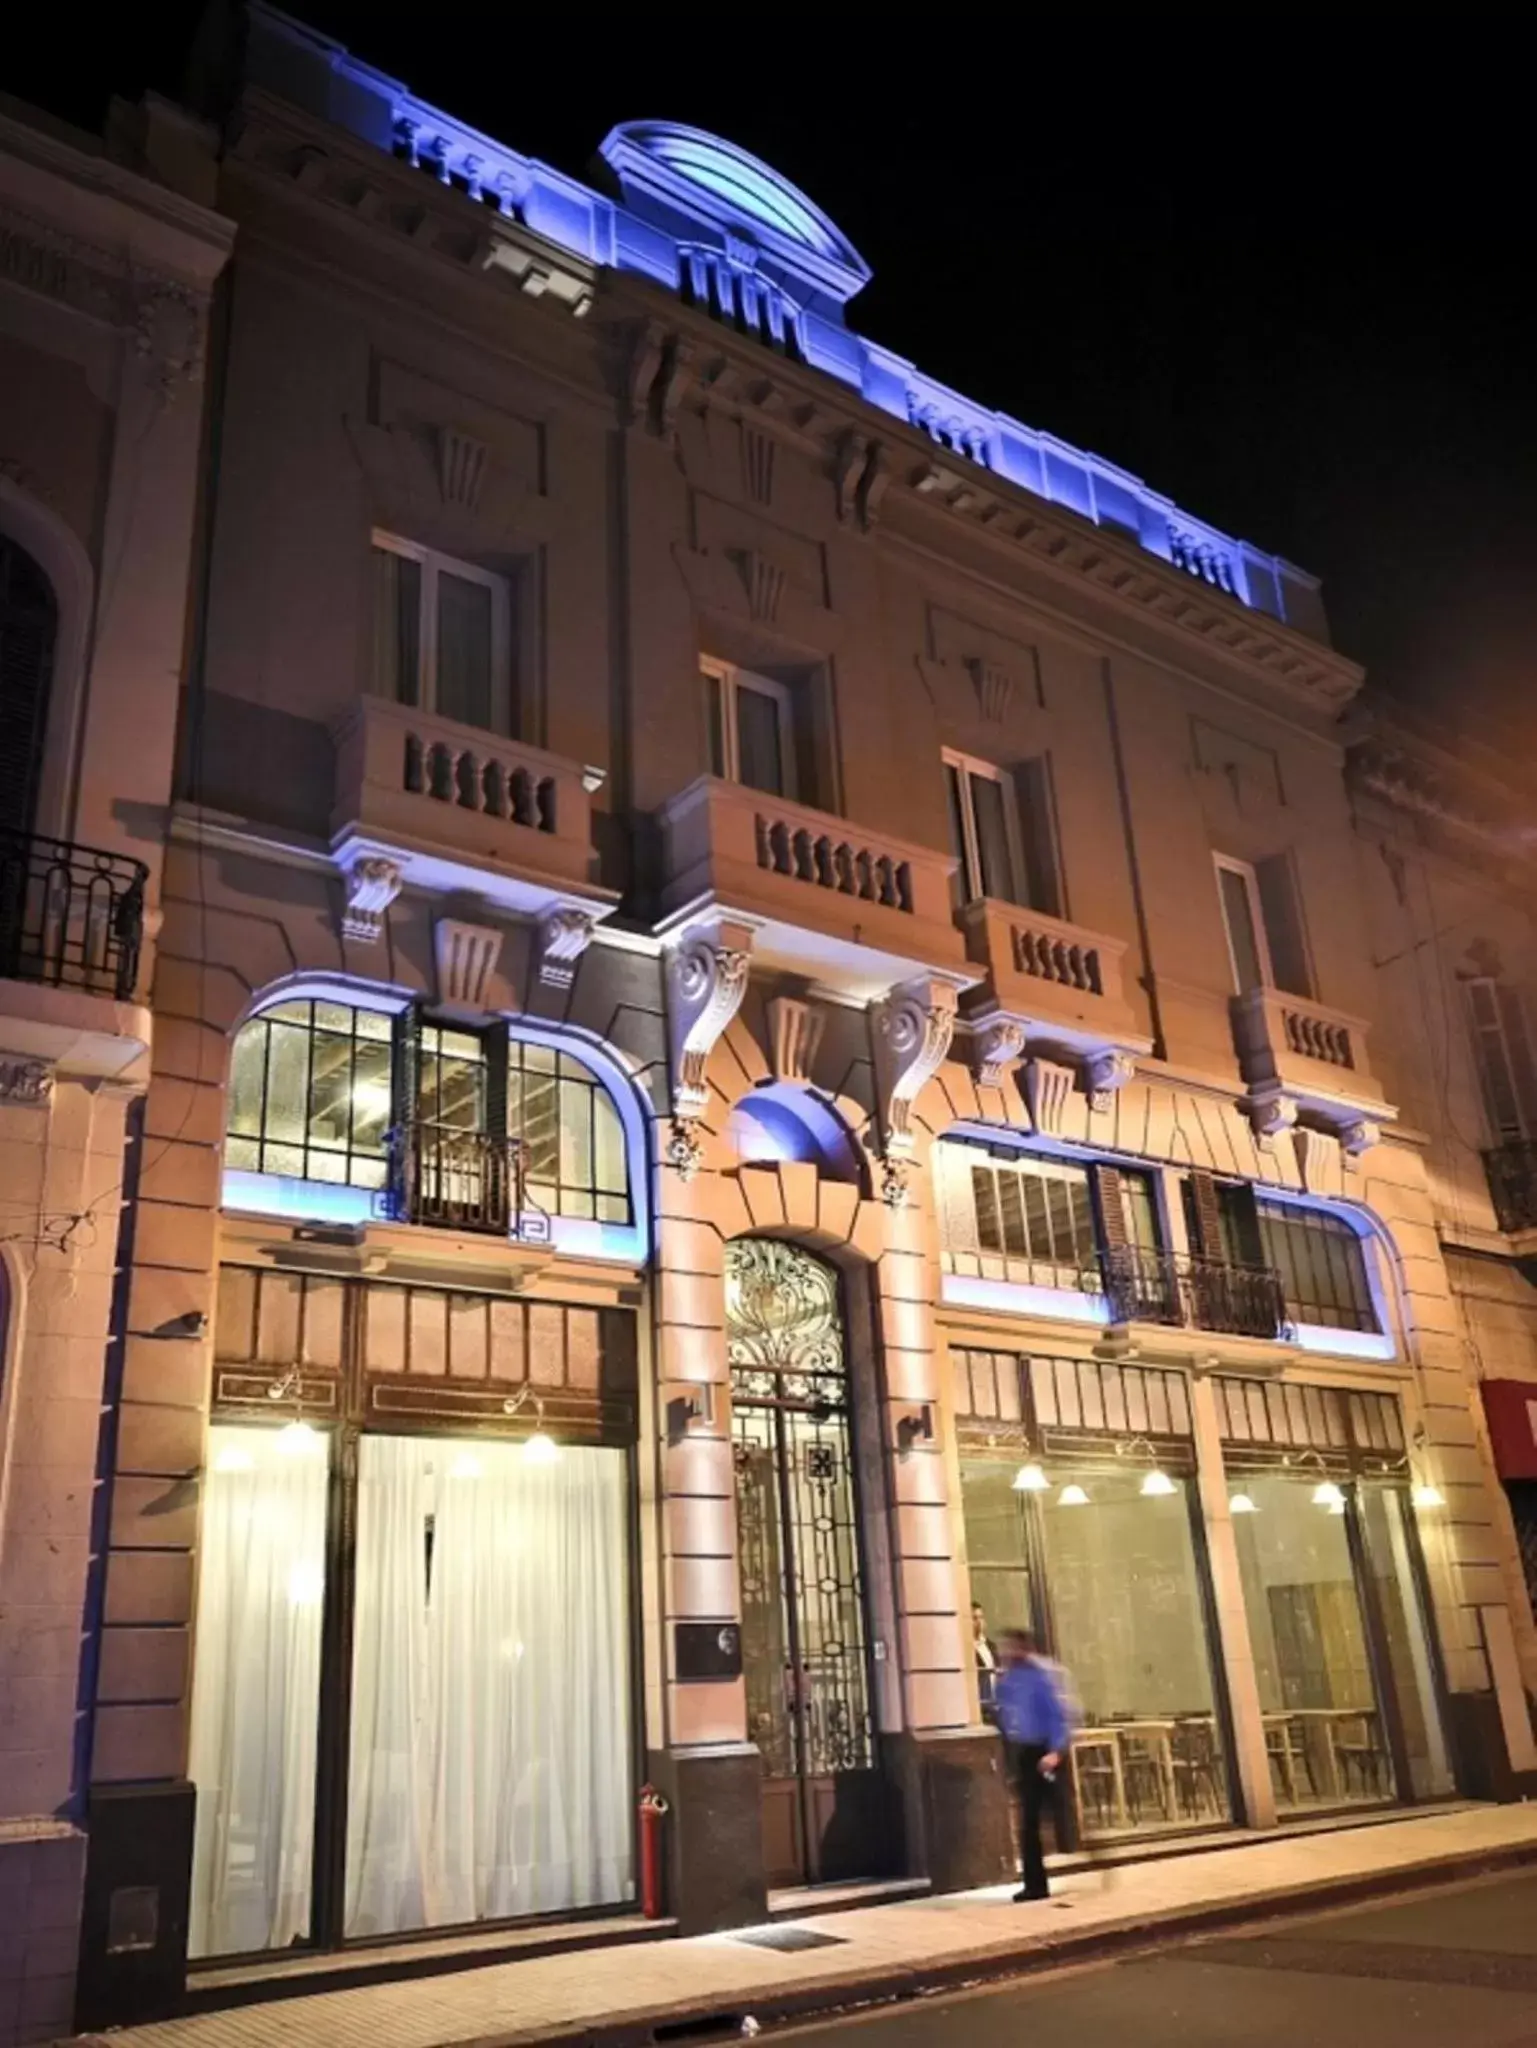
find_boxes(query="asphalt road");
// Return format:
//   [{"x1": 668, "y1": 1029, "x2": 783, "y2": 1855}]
[{"x1": 780, "y1": 1868, "x2": 1537, "y2": 2048}]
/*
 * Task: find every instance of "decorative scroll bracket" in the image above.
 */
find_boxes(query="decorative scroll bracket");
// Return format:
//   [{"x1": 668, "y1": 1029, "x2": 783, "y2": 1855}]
[
  {"x1": 1339, "y1": 1117, "x2": 1380, "y2": 1163},
  {"x1": 341, "y1": 854, "x2": 404, "y2": 944},
  {"x1": 0, "y1": 1054, "x2": 53, "y2": 1107},
  {"x1": 534, "y1": 906, "x2": 598, "y2": 991},
  {"x1": 971, "y1": 1014, "x2": 1026, "y2": 1092},
  {"x1": 666, "y1": 919, "x2": 755, "y2": 1128},
  {"x1": 1085, "y1": 1048, "x2": 1137, "y2": 1113},
  {"x1": 1244, "y1": 1088, "x2": 1298, "y2": 1148},
  {"x1": 871, "y1": 976, "x2": 957, "y2": 1157}
]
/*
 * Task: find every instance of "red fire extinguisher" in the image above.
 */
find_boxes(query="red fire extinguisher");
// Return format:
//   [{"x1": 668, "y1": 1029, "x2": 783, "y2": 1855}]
[{"x1": 638, "y1": 1783, "x2": 670, "y2": 1920}]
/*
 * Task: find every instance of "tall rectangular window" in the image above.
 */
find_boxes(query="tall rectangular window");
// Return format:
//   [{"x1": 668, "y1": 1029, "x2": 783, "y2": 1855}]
[
  {"x1": 702, "y1": 657, "x2": 794, "y2": 797},
  {"x1": 1215, "y1": 852, "x2": 1312, "y2": 998},
  {"x1": 1467, "y1": 977, "x2": 1537, "y2": 1142},
  {"x1": 371, "y1": 533, "x2": 513, "y2": 735},
  {"x1": 944, "y1": 750, "x2": 1061, "y2": 914}
]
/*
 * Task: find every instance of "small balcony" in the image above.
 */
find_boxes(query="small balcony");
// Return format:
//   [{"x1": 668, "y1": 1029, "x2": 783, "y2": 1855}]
[
  {"x1": 1230, "y1": 986, "x2": 1389, "y2": 1138},
  {"x1": 958, "y1": 897, "x2": 1151, "y2": 1074},
  {"x1": 1483, "y1": 1140, "x2": 1537, "y2": 1239},
  {"x1": 1101, "y1": 1245, "x2": 1288, "y2": 1342},
  {"x1": 387, "y1": 1121, "x2": 541, "y2": 1238},
  {"x1": 0, "y1": 828, "x2": 147, "y2": 1003},
  {"x1": 657, "y1": 776, "x2": 969, "y2": 999},
  {"x1": 330, "y1": 698, "x2": 615, "y2": 921}
]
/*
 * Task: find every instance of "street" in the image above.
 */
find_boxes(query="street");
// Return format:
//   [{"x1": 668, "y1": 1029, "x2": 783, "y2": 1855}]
[{"x1": 781, "y1": 1868, "x2": 1537, "y2": 2048}]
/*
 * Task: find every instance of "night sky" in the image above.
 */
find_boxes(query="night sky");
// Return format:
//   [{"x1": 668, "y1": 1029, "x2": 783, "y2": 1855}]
[{"x1": 14, "y1": 10, "x2": 1533, "y2": 745}]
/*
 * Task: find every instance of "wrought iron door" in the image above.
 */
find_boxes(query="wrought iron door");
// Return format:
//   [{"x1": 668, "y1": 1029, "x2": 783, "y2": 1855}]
[{"x1": 727, "y1": 1239, "x2": 882, "y2": 1888}]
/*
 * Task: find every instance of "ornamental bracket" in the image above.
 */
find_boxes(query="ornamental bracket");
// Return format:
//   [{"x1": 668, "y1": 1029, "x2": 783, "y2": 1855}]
[
  {"x1": 870, "y1": 976, "x2": 957, "y2": 1158},
  {"x1": 666, "y1": 919, "x2": 755, "y2": 1131}
]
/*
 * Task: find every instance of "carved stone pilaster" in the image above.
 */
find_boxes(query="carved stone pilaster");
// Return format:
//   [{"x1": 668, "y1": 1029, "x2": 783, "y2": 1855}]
[
  {"x1": 667, "y1": 921, "x2": 754, "y2": 1122},
  {"x1": 535, "y1": 907, "x2": 597, "y2": 991},
  {"x1": 971, "y1": 1016, "x2": 1026, "y2": 1091},
  {"x1": 766, "y1": 995, "x2": 825, "y2": 1087},
  {"x1": 341, "y1": 855, "x2": 403, "y2": 944},
  {"x1": 434, "y1": 917, "x2": 504, "y2": 1015},
  {"x1": 871, "y1": 977, "x2": 957, "y2": 1157},
  {"x1": 1023, "y1": 1057, "x2": 1075, "y2": 1137},
  {"x1": 1085, "y1": 1048, "x2": 1137, "y2": 1113}
]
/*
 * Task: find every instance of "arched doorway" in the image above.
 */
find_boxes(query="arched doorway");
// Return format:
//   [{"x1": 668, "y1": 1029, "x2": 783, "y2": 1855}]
[
  {"x1": 727, "y1": 1238, "x2": 887, "y2": 1887},
  {"x1": 0, "y1": 535, "x2": 57, "y2": 841}
]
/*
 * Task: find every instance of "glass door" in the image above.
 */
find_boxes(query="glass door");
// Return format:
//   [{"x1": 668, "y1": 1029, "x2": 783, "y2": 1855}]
[{"x1": 1357, "y1": 1483, "x2": 1455, "y2": 1799}]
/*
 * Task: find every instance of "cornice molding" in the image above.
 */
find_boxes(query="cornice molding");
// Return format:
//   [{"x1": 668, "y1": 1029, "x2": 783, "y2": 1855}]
[{"x1": 609, "y1": 288, "x2": 1364, "y2": 720}]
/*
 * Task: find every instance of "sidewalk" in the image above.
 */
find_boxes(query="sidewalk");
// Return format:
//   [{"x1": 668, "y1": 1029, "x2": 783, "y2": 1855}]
[{"x1": 72, "y1": 1804, "x2": 1537, "y2": 2048}]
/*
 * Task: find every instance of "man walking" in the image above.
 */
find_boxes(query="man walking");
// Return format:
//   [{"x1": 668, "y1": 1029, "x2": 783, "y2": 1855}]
[{"x1": 994, "y1": 1630, "x2": 1071, "y2": 1902}]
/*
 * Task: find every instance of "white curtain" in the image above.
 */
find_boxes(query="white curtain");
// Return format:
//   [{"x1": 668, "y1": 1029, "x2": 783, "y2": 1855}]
[
  {"x1": 187, "y1": 1425, "x2": 329, "y2": 1958},
  {"x1": 346, "y1": 1435, "x2": 633, "y2": 1938}
]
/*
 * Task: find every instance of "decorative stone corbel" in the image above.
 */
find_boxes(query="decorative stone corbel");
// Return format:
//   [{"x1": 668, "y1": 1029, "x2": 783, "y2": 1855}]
[
  {"x1": 833, "y1": 431, "x2": 869, "y2": 524},
  {"x1": 0, "y1": 1054, "x2": 53, "y2": 1107},
  {"x1": 733, "y1": 548, "x2": 786, "y2": 625},
  {"x1": 971, "y1": 1015, "x2": 1026, "y2": 1091},
  {"x1": 535, "y1": 907, "x2": 597, "y2": 991},
  {"x1": 858, "y1": 443, "x2": 891, "y2": 530},
  {"x1": 767, "y1": 995, "x2": 825, "y2": 1087},
  {"x1": 342, "y1": 855, "x2": 404, "y2": 944},
  {"x1": 438, "y1": 426, "x2": 489, "y2": 511},
  {"x1": 667, "y1": 921, "x2": 754, "y2": 1123},
  {"x1": 434, "y1": 917, "x2": 504, "y2": 1015},
  {"x1": 1085, "y1": 1048, "x2": 1137, "y2": 1113},
  {"x1": 1023, "y1": 1057, "x2": 1075, "y2": 1137},
  {"x1": 1245, "y1": 1090, "x2": 1298, "y2": 1147},
  {"x1": 966, "y1": 657, "x2": 1014, "y2": 724},
  {"x1": 871, "y1": 977, "x2": 957, "y2": 1157},
  {"x1": 1339, "y1": 1117, "x2": 1380, "y2": 1161},
  {"x1": 654, "y1": 333, "x2": 697, "y2": 436},
  {"x1": 666, "y1": 1119, "x2": 704, "y2": 1182}
]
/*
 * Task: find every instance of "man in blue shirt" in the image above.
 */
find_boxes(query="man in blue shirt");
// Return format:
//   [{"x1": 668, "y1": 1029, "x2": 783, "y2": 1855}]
[{"x1": 993, "y1": 1630, "x2": 1072, "y2": 1901}]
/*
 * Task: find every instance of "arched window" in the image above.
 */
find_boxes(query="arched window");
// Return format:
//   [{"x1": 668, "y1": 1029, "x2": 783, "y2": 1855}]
[
  {"x1": 0, "y1": 535, "x2": 57, "y2": 838},
  {"x1": 224, "y1": 996, "x2": 642, "y2": 1250}
]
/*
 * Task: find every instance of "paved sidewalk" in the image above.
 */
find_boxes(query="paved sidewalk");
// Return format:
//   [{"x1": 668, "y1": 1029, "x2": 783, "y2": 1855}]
[{"x1": 72, "y1": 1805, "x2": 1537, "y2": 2048}]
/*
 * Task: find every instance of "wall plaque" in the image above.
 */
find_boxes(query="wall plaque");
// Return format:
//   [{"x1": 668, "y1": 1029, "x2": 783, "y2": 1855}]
[{"x1": 674, "y1": 1621, "x2": 742, "y2": 1683}]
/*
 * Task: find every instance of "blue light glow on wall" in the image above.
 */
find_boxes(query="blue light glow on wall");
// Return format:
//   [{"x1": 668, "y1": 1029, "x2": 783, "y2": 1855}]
[{"x1": 242, "y1": 4, "x2": 1320, "y2": 632}]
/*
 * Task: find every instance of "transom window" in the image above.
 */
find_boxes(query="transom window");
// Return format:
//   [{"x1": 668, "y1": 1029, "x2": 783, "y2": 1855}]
[
  {"x1": 226, "y1": 1000, "x2": 394, "y2": 1188},
  {"x1": 702, "y1": 656, "x2": 794, "y2": 797},
  {"x1": 371, "y1": 532, "x2": 513, "y2": 734}
]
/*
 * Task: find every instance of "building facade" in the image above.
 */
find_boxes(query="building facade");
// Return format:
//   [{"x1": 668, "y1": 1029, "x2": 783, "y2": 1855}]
[
  {"x1": 14, "y1": 6, "x2": 1530, "y2": 2032},
  {"x1": 0, "y1": 93, "x2": 232, "y2": 2048},
  {"x1": 1347, "y1": 698, "x2": 1537, "y2": 1727}
]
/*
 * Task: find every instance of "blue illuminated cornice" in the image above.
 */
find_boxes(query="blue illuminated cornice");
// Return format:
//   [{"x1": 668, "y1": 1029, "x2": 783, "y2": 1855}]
[{"x1": 242, "y1": 4, "x2": 1326, "y2": 639}]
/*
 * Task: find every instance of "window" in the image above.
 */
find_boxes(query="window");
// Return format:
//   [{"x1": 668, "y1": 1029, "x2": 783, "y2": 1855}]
[
  {"x1": 226, "y1": 1000, "x2": 394, "y2": 1188},
  {"x1": 509, "y1": 1039, "x2": 630, "y2": 1224},
  {"x1": 371, "y1": 533, "x2": 513, "y2": 734},
  {"x1": 702, "y1": 657, "x2": 795, "y2": 797},
  {"x1": 943, "y1": 749, "x2": 1061, "y2": 913},
  {"x1": 1467, "y1": 976, "x2": 1537, "y2": 1143},
  {"x1": 0, "y1": 534, "x2": 56, "y2": 838},
  {"x1": 1214, "y1": 853, "x2": 1312, "y2": 998},
  {"x1": 967, "y1": 1152, "x2": 1097, "y2": 1287},
  {"x1": 1256, "y1": 1199, "x2": 1377, "y2": 1332}
]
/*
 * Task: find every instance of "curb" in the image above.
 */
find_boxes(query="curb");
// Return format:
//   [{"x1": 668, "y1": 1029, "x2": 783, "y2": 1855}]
[{"x1": 486, "y1": 1835, "x2": 1537, "y2": 2048}]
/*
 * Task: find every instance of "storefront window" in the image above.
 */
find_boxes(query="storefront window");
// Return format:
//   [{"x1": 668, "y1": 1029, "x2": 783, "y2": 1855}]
[
  {"x1": 1036, "y1": 1463, "x2": 1229, "y2": 1837},
  {"x1": 1231, "y1": 1473, "x2": 1391, "y2": 1810},
  {"x1": 345, "y1": 1434, "x2": 633, "y2": 1936},
  {"x1": 187, "y1": 1424, "x2": 330, "y2": 1958},
  {"x1": 1358, "y1": 1484, "x2": 1455, "y2": 1798}
]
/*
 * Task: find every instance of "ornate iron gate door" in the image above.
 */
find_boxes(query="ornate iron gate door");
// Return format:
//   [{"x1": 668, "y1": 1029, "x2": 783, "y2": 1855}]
[{"x1": 727, "y1": 1239, "x2": 884, "y2": 1888}]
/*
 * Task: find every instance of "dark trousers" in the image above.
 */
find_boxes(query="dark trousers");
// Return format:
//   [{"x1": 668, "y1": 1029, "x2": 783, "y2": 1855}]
[{"x1": 1007, "y1": 1741, "x2": 1054, "y2": 1896}]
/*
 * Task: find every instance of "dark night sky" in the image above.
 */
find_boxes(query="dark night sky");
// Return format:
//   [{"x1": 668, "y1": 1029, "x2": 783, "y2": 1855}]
[{"x1": 13, "y1": 10, "x2": 1535, "y2": 742}]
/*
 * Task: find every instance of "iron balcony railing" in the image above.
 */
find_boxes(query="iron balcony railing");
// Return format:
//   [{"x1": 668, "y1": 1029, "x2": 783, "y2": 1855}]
[
  {"x1": 0, "y1": 828, "x2": 147, "y2": 1001},
  {"x1": 1100, "y1": 1245, "x2": 1289, "y2": 1342},
  {"x1": 388, "y1": 1121, "x2": 525, "y2": 1236},
  {"x1": 1483, "y1": 1140, "x2": 1537, "y2": 1236}
]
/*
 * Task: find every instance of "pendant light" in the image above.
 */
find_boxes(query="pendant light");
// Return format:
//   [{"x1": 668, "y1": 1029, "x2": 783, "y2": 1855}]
[
  {"x1": 276, "y1": 1417, "x2": 322, "y2": 1457},
  {"x1": 1057, "y1": 1482, "x2": 1090, "y2": 1507},
  {"x1": 1311, "y1": 1480, "x2": 1346, "y2": 1510},
  {"x1": 1412, "y1": 1481, "x2": 1445, "y2": 1510},
  {"x1": 1228, "y1": 1492, "x2": 1258, "y2": 1515},
  {"x1": 1012, "y1": 1462, "x2": 1050, "y2": 1493},
  {"x1": 1140, "y1": 1468, "x2": 1177, "y2": 1498},
  {"x1": 502, "y1": 1383, "x2": 560, "y2": 1463}
]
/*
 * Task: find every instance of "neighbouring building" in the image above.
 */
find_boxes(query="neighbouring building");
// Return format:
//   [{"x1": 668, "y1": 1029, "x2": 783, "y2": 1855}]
[
  {"x1": 12, "y1": 4, "x2": 1529, "y2": 2032},
  {"x1": 0, "y1": 92, "x2": 232, "y2": 2048},
  {"x1": 1348, "y1": 696, "x2": 1537, "y2": 1712}
]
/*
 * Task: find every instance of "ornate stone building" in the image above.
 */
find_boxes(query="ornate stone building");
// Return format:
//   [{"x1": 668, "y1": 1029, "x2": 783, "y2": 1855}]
[
  {"x1": 0, "y1": 92, "x2": 232, "y2": 2048},
  {"x1": 6, "y1": 5, "x2": 1532, "y2": 2033}
]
